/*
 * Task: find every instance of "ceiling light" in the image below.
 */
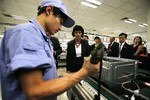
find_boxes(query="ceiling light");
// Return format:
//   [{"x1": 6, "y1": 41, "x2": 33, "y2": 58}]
[
  {"x1": 128, "y1": 19, "x2": 137, "y2": 22},
  {"x1": 143, "y1": 23, "x2": 148, "y2": 26},
  {"x1": 138, "y1": 24, "x2": 145, "y2": 27},
  {"x1": 3, "y1": 13, "x2": 28, "y2": 20},
  {"x1": 12, "y1": 15, "x2": 28, "y2": 20},
  {"x1": 124, "y1": 20, "x2": 133, "y2": 24},
  {"x1": 138, "y1": 23, "x2": 148, "y2": 27},
  {"x1": 0, "y1": 22, "x2": 17, "y2": 26},
  {"x1": 81, "y1": 1, "x2": 97, "y2": 8},
  {"x1": 121, "y1": 17, "x2": 137, "y2": 24},
  {"x1": 85, "y1": 0, "x2": 102, "y2": 5}
]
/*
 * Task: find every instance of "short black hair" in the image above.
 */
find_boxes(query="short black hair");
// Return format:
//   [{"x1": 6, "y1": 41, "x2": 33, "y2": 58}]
[
  {"x1": 94, "y1": 36, "x2": 100, "y2": 40},
  {"x1": 84, "y1": 35, "x2": 89, "y2": 39},
  {"x1": 37, "y1": 6, "x2": 46, "y2": 16},
  {"x1": 37, "y1": 6, "x2": 67, "y2": 22},
  {"x1": 119, "y1": 33, "x2": 127, "y2": 38},
  {"x1": 112, "y1": 37, "x2": 115, "y2": 40},
  {"x1": 72, "y1": 25, "x2": 84, "y2": 37}
]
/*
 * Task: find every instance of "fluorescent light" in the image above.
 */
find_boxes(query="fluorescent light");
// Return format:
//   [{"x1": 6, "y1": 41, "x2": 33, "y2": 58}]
[
  {"x1": 85, "y1": 0, "x2": 102, "y2": 5},
  {"x1": 12, "y1": 15, "x2": 28, "y2": 20},
  {"x1": 143, "y1": 23, "x2": 148, "y2": 26},
  {"x1": 3, "y1": 13, "x2": 28, "y2": 20},
  {"x1": 128, "y1": 19, "x2": 137, "y2": 22},
  {"x1": 121, "y1": 17, "x2": 137, "y2": 24},
  {"x1": 124, "y1": 20, "x2": 132, "y2": 24},
  {"x1": 138, "y1": 23, "x2": 148, "y2": 27},
  {"x1": 81, "y1": 1, "x2": 97, "y2": 8},
  {"x1": 138, "y1": 24, "x2": 145, "y2": 27}
]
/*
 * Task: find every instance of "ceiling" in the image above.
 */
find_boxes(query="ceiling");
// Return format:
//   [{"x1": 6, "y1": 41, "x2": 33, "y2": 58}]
[{"x1": 0, "y1": 0, "x2": 149, "y2": 40}]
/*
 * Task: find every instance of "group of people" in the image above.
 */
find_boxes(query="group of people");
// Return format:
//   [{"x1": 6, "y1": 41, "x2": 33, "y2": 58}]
[
  {"x1": 107, "y1": 33, "x2": 149, "y2": 58},
  {"x1": 107, "y1": 33, "x2": 150, "y2": 70},
  {"x1": 66, "y1": 25, "x2": 106, "y2": 73},
  {"x1": 65, "y1": 27, "x2": 150, "y2": 73},
  {"x1": 66, "y1": 28, "x2": 150, "y2": 73},
  {"x1": 107, "y1": 33, "x2": 132, "y2": 58}
]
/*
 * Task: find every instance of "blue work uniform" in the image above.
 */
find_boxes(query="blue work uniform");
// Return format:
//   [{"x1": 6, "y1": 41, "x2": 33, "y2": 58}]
[{"x1": 0, "y1": 19, "x2": 57, "y2": 100}]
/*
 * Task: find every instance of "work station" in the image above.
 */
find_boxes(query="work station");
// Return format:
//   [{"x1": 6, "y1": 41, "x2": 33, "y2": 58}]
[{"x1": 0, "y1": 0, "x2": 150, "y2": 100}]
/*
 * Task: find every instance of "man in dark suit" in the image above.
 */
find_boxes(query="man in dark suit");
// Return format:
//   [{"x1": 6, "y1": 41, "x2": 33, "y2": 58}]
[
  {"x1": 117, "y1": 33, "x2": 131, "y2": 58},
  {"x1": 107, "y1": 37, "x2": 119, "y2": 57},
  {"x1": 50, "y1": 36, "x2": 63, "y2": 68}
]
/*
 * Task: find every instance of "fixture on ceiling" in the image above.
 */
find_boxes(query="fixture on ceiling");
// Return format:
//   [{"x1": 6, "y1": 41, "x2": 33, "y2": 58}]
[
  {"x1": 0, "y1": 22, "x2": 17, "y2": 26},
  {"x1": 121, "y1": 17, "x2": 137, "y2": 24},
  {"x1": 81, "y1": 0, "x2": 102, "y2": 8},
  {"x1": 138, "y1": 23, "x2": 148, "y2": 27},
  {"x1": 3, "y1": 13, "x2": 28, "y2": 20}
]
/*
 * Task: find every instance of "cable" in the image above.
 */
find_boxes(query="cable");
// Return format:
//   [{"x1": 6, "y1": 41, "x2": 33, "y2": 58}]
[
  {"x1": 121, "y1": 80, "x2": 150, "y2": 100},
  {"x1": 121, "y1": 80, "x2": 140, "y2": 92}
]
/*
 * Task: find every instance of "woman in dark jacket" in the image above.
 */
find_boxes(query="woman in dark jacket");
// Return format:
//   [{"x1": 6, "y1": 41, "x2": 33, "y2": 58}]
[{"x1": 66, "y1": 25, "x2": 90, "y2": 72}]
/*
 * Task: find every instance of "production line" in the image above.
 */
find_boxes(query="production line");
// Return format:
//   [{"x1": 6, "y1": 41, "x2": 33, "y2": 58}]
[{"x1": 57, "y1": 54, "x2": 150, "y2": 100}]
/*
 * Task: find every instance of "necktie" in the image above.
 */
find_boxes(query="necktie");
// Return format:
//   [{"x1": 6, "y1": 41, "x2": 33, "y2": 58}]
[
  {"x1": 108, "y1": 42, "x2": 112, "y2": 50},
  {"x1": 119, "y1": 43, "x2": 122, "y2": 58}
]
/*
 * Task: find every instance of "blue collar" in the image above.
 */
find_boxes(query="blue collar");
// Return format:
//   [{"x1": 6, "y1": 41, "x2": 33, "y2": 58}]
[{"x1": 29, "y1": 18, "x2": 49, "y2": 41}]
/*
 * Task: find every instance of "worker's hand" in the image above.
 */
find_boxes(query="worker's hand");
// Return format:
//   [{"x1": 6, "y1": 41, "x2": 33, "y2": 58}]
[{"x1": 82, "y1": 57, "x2": 100, "y2": 76}]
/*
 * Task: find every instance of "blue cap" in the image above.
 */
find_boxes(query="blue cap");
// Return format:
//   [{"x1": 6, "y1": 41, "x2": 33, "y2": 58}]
[{"x1": 41, "y1": 0, "x2": 75, "y2": 28}]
